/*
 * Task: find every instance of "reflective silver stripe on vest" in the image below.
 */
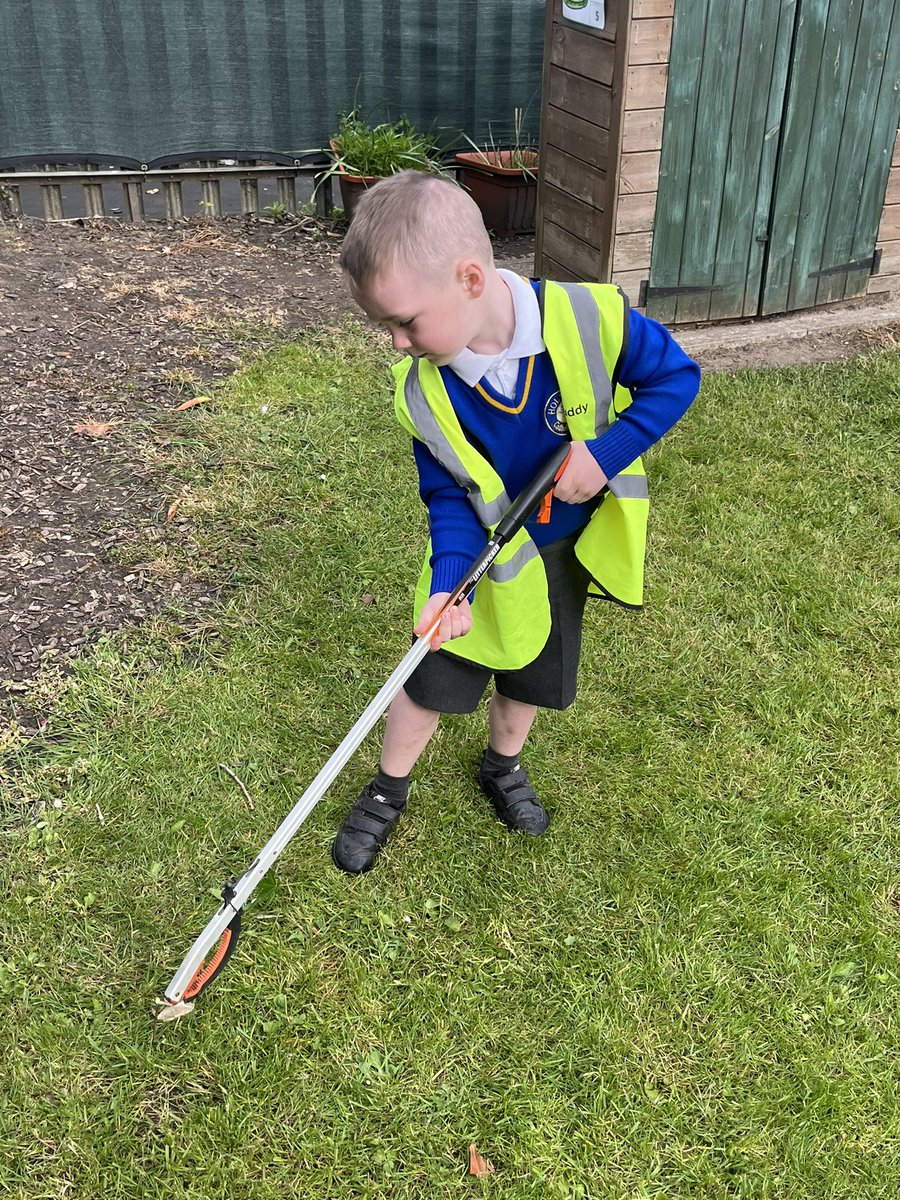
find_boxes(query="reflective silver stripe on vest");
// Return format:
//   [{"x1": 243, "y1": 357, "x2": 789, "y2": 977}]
[
  {"x1": 488, "y1": 537, "x2": 540, "y2": 583},
  {"x1": 608, "y1": 472, "x2": 649, "y2": 500},
  {"x1": 404, "y1": 361, "x2": 510, "y2": 527},
  {"x1": 553, "y1": 282, "x2": 613, "y2": 437}
]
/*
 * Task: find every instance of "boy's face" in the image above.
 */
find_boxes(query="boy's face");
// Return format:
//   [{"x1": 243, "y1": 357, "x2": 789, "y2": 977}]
[{"x1": 352, "y1": 261, "x2": 483, "y2": 367}]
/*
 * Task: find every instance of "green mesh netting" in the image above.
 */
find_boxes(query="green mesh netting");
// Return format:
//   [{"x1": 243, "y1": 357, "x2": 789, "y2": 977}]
[{"x1": 0, "y1": 0, "x2": 545, "y2": 167}]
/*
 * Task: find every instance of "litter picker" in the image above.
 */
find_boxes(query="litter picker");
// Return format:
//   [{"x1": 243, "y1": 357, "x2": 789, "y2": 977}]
[{"x1": 163, "y1": 442, "x2": 571, "y2": 1007}]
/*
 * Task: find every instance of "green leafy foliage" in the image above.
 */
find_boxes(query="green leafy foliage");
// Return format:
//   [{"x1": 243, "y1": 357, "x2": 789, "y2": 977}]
[{"x1": 330, "y1": 110, "x2": 446, "y2": 179}]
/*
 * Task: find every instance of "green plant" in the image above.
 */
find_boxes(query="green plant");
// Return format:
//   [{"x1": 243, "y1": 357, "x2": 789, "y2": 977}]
[
  {"x1": 327, "y1": 110, "x2": 446, "y2": 179},
  {"x1": 459, "y1": 106, "x2": 539, "y2": 176},
  {"x1": 263, "y1": 200, "x2": 287, "y2": 222}
]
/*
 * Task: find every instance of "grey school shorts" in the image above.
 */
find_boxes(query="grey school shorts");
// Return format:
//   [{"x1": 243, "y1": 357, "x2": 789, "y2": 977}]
[{"x1": 403, "y1": 531, "x2": 592, "y2": 714}]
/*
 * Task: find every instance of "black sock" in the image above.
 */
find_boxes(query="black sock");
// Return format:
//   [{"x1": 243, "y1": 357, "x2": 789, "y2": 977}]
[
  {"x1": 481, "y1": 745, "x2": 521, "y2": 776},
  {"x1": 374, "y1": 768, "x2": 410, "y2": 805}
]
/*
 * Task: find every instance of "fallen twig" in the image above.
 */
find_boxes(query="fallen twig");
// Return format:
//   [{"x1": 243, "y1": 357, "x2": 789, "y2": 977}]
[{"x1": 218, "y1": 762, "x2": 255, "y2": 811}]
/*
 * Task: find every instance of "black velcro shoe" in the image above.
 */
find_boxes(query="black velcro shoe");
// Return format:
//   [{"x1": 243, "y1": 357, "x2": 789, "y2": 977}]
[
  {"x1": 332, "y1": 781, "x2": 407, "y2": 874},
  {"x1": 477, "y1": 761, "x2": 550, "y2": 836}
]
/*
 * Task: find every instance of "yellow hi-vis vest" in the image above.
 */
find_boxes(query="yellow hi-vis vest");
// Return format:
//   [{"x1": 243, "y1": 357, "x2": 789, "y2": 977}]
[{"x1": 393, "y1": 281, "x2": 649, "y2": 671}]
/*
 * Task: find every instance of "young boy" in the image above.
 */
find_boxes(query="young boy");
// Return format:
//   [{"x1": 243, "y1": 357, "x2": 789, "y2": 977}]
[{"x1": 332, "y1": 170, "x2": 700, "y2": 874}]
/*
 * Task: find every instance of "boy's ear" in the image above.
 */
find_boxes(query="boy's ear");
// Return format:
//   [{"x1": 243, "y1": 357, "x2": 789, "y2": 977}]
[{"x1": 458, "y1": 258, "x2": 486, "y2": 299}]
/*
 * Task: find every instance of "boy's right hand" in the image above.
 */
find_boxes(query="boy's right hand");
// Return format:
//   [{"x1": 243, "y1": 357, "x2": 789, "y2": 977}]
[{"x1": 415, "y1": 593, "x2": 473, "y2": 652}]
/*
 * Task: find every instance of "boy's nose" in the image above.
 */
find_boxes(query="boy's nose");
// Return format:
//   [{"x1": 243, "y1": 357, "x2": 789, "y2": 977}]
[{"x1": 391, "y1": 327, "x2": 411, "y2": 352}]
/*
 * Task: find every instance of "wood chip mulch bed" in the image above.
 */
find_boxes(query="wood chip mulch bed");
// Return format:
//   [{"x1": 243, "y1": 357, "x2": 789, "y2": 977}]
[{"x1": 0, "y1": 214, "x2": 357, "y2": 729}]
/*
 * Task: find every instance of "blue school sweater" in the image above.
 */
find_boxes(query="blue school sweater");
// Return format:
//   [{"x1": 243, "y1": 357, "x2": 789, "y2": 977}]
[{"x1": 413, "y1": 287, "x2": 700, "y2": 596}]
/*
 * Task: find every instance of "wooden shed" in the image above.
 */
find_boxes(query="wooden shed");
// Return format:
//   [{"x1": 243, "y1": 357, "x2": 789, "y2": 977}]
[{"x1": 535, "y1": 0, "x2": 900, "y2": 324}]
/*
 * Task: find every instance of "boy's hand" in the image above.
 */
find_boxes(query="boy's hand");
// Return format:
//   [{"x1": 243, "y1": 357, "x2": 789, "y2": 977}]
[
  {"x1": 553, "y1": 441, "x2": 608, "y2": 504},
  {"x1": 415, "y1": 593, "x2": 473, "y2": 651}
]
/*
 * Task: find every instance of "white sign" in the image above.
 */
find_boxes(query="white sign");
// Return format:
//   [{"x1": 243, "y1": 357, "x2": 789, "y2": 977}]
[{"x1": 562, "y1": 0, "x2": 605, "y2": 30}]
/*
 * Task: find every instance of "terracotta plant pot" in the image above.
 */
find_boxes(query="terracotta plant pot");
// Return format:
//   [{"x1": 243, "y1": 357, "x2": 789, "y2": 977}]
[
  {"x1": 328, "y1": 141, "x2": 379, "y2": 219},
  {"x1": 454, "y1": 150, "x2": 539, "y2": 237}
]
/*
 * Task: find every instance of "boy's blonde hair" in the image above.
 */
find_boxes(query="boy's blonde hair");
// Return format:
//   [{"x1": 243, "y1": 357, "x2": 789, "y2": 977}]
[{"x1": 340, "y1": 170, "x2": 493, "y2": 288}]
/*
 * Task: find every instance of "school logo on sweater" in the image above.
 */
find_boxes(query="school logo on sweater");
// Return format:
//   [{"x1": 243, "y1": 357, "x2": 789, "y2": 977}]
[{"x1": 543, "y1": 391, "x2": 567, "y2": 437}]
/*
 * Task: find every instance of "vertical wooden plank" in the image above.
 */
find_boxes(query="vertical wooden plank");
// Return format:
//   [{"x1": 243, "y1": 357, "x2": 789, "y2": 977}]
[
  {"x1": 40, "y1": 181, "x2": 65, "y2": 221},
  {"x1": 674, "y1": 4, "x2": 755, "y2": 322},
  {"x1": 201, "y1": 178, "x2": 223, "y2": 218},
  {"x1": 313, "y1": 170, "x2": 334, "y2": 218},
  {"x1": 789, "y1": 0, "x2": 864, "y2": 310},
  {"x1": 741, "y1": 0, "x2": 798, "y2": 315},
  {"x1": 163, "y1": 180, "x2": 184, "y2": 221},
  {"x1": 239, "y1": 177, "x2": 260, "y2": 215},
  {"x1": 708, "y1": 0, "x2": 796, "y2": 320},
  {"x1": 0, "y1": 184, "x2": 23, "y2": 220},
  {"x1": 603, "y1": 0, "x2": 635, "y2": 282},
  {"x1": 82, "y1": 181, "x2": 105, "y2": 219},
  {"x1": 813, "y1": 2, "x2": 898, "y2": 304},
  {"x1": 534, "y1": 0, "x2": 558, "y2": 275},
  {"x1": 845, "y1": 2, "x2": 900, "y2": 301},
  {"x1": 646, "y1": 0, "x2": 707, "y2": 323},
  {"x1": 277, "y1": 174, "x2": 297, "y2": 213},
  {"x1": 761, "y1": 0, "x2": 838, "y2": 313},
  {"x1": 123, "y1": 181, "x2": 145, "y2": 223}
]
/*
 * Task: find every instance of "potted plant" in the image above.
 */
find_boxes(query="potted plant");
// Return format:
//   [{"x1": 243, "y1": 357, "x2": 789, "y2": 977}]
[
  {"x1": 323, "y1": 110, "x2": 446, "y2": 219},
  {"x1": 454, "y1": 109, "x2": 540, "y2": 237}
]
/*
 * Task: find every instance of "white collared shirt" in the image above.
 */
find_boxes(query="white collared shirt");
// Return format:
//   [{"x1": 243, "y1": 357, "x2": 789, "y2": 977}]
[{"x1": 447, "y1": 269, "x2": 545, "y2": 400}]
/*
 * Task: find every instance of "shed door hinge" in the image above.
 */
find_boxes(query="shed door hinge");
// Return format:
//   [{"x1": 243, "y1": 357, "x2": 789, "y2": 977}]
[
  {"x1": 808, "y1": 254, "x2": 878, "y2": 279},
  {"x1": 639, "y1": 282, "x2": 723, "y2": 306}
]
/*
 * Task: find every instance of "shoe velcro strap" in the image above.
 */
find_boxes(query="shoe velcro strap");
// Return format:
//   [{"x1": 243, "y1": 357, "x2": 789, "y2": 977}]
[
  {"x1": 344, "y1": 793, "x2": 405, "y2": 839},
  {"x1": 344, "y1": 810, "x2": 398, "y2": 839},
  {"x1": 488, "y1": 768, "x2": 533, "y2": 796},
  {"x1": 356, "y1": 791, "x2": 405, "y2": 817}
]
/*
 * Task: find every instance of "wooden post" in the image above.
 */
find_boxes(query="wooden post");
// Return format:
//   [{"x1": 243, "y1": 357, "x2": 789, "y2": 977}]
[
  {"x1": 82, "y1": 180, "x2": 105, "y2": 218},
  {"x1": 200, "y1": 177, "x2": 223, "y2": 218},
  {"x1": 314, "y1": 169, "x2": 334, "y2": 218},
  {"x1": 276, "y1": 174, "x2": 297, "y2": 213},
  {"x1": 535, "y1": 0, "x2": 631, "y2": 283},
  {"x1": 0, "y1": 183, "x2": 22, "y2": 220},
  {"x1": 163, "y1": 179, "x2": 184, "y2": 221},
  {"x1": 123, "y1": 180, "x2": 145, "y2": 223},
  {"x1": 239, "y1": 176, "x2": 259, "y2": 215},
  {"x1": 40, "y1": 179, "x2": 65, "y2": 221}
]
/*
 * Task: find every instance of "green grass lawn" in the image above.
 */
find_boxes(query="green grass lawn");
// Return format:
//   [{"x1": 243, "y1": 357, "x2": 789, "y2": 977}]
[{"x1": 2, "y1": 324, "x2": 898, "y2": 1199}]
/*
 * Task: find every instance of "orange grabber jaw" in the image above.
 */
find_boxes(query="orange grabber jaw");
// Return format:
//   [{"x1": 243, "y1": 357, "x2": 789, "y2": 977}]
[
  {"x1": 536, "y1": 448, "x2": 572, "y2": 525},
  {"x1": 178, "y1": 880, "x2": 243, "y2": 1003}
]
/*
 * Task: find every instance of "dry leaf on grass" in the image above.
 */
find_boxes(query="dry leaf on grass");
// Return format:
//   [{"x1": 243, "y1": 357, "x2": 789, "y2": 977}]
[
  {"x1": 153, "y1": 997, "x2": 195, "y2": 1022},
  {"x1": 359, "y1": 593, "x2": 376, "y2": 606},
  {"x1": 468, "y1": 1144, "x2": 495, "y2": 1178},
  {"x1": 73, "y1": 420, "x2": 115, "y2": 438},
  {"x1": 166, "y1": 498, "x2": 182, "y2": 521},
  {"x1": 174, "y1": 395, "x2": 212, "y2": 412}
]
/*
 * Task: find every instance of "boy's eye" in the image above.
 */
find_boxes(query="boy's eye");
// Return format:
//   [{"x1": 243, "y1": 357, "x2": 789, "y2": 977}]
[{"x1": 398, "y1": 318, "x2": 416, "y2": 331}]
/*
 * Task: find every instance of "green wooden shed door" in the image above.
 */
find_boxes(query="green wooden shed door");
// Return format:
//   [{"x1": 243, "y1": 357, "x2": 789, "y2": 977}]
[{"x1": 647, "y1": 0, "x2": 900, "y2": 324}]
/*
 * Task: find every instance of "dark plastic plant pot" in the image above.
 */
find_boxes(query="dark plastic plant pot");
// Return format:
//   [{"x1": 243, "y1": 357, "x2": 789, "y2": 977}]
[
  {"x1": 336, "y1": 170, "x2": 378, "y2": 220},
  {"x1": 455, "y1": 151, "x2": 539, "y2": 237}
]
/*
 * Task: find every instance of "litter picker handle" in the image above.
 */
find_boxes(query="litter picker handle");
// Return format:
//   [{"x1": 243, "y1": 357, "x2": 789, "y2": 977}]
[
  {"x1": 494, "y1": 442, "x2": 570, "y2": 544},
  {"x1": 162, "y1": 443, "x2": 572, "y2": 1008}
]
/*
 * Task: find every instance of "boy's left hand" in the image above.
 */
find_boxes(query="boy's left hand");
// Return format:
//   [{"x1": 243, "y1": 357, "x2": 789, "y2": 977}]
[{"x1": 553, "y1": 441, "x2": 608, "y2": 504}]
